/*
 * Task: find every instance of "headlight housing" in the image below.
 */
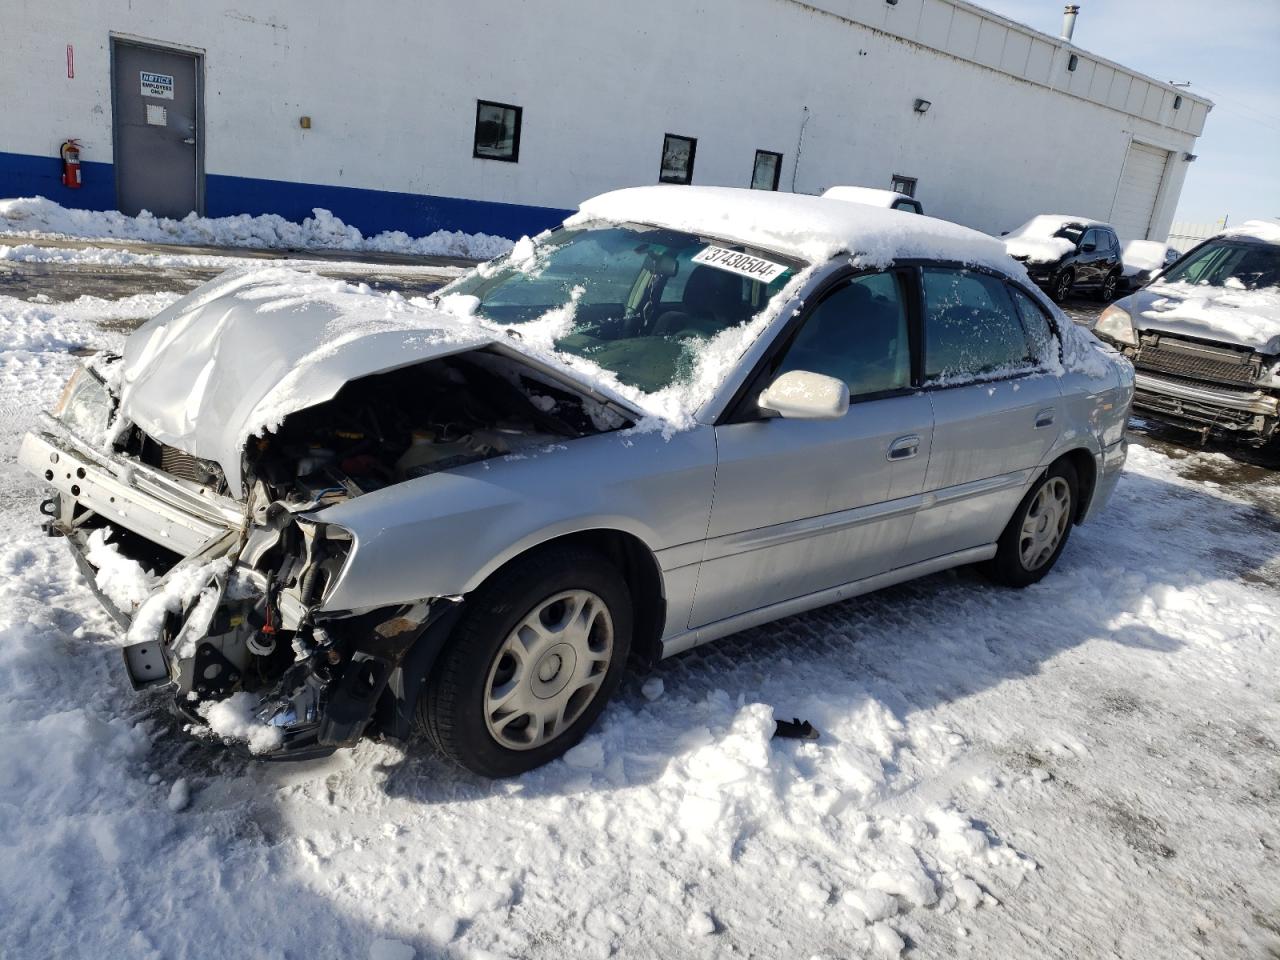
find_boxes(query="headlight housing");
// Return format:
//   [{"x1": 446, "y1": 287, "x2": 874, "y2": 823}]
[
  {"x1": 1095, "y1": 305, "x2": 1137, "y2": 347},
  {"x1": 53, "y1": 367, "x2": 114, "y2": 444}
]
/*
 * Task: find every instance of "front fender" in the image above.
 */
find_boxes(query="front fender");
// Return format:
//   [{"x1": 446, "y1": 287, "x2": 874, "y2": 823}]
[{"x1": 313, "y1": 426, "x2": 717, "y2": 613}]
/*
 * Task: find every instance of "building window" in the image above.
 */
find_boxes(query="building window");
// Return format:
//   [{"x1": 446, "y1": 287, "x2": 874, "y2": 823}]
[
  {"x1": 660, "y1": 134, "x2": 697, "y2": 185},
  {"x1": 890, "y1": 174, "x2": 917, "y2": 197},
  {"x1": 474, "y1": 100, "x2": 522, "y2": 162},
  {"x1": 751, "y1": 150, "x2": 783, "y2": 191}
]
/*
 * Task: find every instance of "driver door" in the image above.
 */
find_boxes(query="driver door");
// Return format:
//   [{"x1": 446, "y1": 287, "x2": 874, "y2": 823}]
[{"x1": 689, "y1": 269, "x2": 934, "y2": 628}]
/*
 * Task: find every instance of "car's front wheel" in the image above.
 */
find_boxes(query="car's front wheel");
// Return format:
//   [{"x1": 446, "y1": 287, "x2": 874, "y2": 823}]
[
  {"x1": 1051, "y1": 268, "x2": 1074, "y2": 303},
  {"x1": 420, "y1": 545, "x2": 632, "y2": 777},
  {"x1": 1099, "y1": 269, "x2": 1120, "y2": 302},
  {"x1": 986, "y1": 460, "x2": 1079, "y2": 587}
]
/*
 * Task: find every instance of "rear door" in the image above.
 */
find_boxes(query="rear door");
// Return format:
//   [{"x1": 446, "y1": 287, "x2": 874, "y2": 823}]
[
  {"x1": 690, "y1": 269, "x2": 933, "y2": 628},
  {"x1": 111, "y1": 38, "x2": 203, "y2": 217},
  {"x1": 898, "y1": 266, "x2": 1062, "y2": 566}
]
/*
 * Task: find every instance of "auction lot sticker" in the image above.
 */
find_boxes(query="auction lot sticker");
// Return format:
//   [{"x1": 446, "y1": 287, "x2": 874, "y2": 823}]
[
  {"x1": 692, "y1": 245, "x2": 787, "y2": 283},
  {"x1": 140, "y1": 71, "x2": 174, "y2": 99}
]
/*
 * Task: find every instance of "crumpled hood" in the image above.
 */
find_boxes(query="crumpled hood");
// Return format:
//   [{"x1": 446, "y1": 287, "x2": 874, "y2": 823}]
[
  {"x1": 1127, "y1": 281, "x2": 1280, "y2": 355},
  {"x1": 118, "y1": 268, "x2": 500, "y2": 492}
]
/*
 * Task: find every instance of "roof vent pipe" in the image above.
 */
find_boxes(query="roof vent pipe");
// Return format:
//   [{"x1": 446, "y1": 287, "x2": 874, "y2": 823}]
[{"x1": 1061, "y1": 4, "x2": 1079, "y2": 41}]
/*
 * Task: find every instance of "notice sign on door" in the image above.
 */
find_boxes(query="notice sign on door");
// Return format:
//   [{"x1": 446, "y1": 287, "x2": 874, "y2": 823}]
[{"x1": 140, "y1": 71, "x2": 174, "y2": 99}]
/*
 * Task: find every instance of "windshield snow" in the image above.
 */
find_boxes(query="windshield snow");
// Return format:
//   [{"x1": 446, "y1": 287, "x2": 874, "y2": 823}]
[{"x1": 437, "y1": 225, "x2": 800, "y2": 394}]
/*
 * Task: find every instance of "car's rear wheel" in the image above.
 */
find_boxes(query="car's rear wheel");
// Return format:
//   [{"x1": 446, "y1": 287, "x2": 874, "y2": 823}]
[
  {"x1": 420, "y1": 545, "x2": 631, "y2": 777},
  {"x1": 1099, "y1": 269, "x2": 1120, "y2": 302},
  {"x1": 1051, "y1": 268, "x2": 1074, "y2": 303},
  {"x1": 986, "y1": 460, "x2": 1079, "y2": 587}
]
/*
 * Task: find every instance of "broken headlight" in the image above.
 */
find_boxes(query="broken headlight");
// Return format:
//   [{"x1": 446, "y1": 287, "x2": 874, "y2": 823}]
[{"x1": 54, "y1": 366, "x2": 114, "y2": 444}]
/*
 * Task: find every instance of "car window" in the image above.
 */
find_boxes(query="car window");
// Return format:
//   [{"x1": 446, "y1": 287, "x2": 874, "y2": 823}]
[
  {"x1": 1008, "y1": 286, "x2": 1057, "y2": 366},
  {"x1": 1106, "y1": 230, "x2": 1119, "y2": 253},
  {"x1": 1082, "y1": 229, "x2": 1100, "y2": 250},
  {"x1": 921, "y1": 268, "x2": 1034, "y2": 382},
  {"x1": 1161, "y1": 239, "x2": 1280, "y2": 290},
  {"x1": 772, "y1": 272, "x2": 911, "y2": 398}
]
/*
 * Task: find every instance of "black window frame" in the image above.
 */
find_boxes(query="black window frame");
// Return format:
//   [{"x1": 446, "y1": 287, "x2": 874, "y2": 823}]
[
  {"x1": 890, "y1": 174, "x2": 917, "y2": 197},
  {"x1": 750, "y1": 149, "x2": 783, "y2": 191},
  {"x1": 659, "y1": 133, "x2": 698, "y2": 185},
  {"x1": 472, "y1": 99, "x2": 523, "y2": 163}
]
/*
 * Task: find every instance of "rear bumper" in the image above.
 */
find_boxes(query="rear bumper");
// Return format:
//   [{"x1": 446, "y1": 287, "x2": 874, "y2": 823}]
[{"x1": 1132, "y1": 372, "x2": 1278, "y2": 441}]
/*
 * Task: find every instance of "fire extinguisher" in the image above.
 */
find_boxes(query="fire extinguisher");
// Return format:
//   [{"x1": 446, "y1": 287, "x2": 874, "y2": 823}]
[{"x1": 60, "y1": 139, "x2": 82, "y2": 189}]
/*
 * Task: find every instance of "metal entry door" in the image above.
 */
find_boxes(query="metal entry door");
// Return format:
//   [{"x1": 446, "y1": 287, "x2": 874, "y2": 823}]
[{"x1": 111, "y1": 39, "x2": 202, "y2": 217}]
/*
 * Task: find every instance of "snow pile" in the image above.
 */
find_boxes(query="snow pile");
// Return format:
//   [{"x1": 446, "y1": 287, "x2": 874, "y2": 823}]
[
  {"x1": 0, "y1": 196, "x2": 514, "y2": 260},
  {"x1": 1121, "y1": 239, "x2": 1170, "y2": 278},
  {"x1": 197, "y1": 691, "x2": 284, "y2": 755},
  {"x1": 126, "y1": 555, "x2": 233, "y2": 646},
  {"x1": 1000, "y1": 215, "x2": 1098, "y2": 264},
  {"x1": 1140, "y1": 279, "x2": 1280, "y2": 352},
  {"x1": 83, "y1": 528, "x2": 157, "y2": 614}
]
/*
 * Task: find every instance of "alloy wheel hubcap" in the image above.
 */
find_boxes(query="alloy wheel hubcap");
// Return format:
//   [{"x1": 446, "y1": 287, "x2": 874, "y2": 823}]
[
  {"x1": 1019, "y1": 477, "x2": 1071, "y2": 571},
  {"x1": 484, "y1": 589, "x2": 613, "y2": 750}
]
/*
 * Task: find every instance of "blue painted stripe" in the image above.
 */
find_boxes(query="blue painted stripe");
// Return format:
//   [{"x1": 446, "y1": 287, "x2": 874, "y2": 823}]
[{"x1": 1, "y1": 150, "x2": 570, "y2": 240}]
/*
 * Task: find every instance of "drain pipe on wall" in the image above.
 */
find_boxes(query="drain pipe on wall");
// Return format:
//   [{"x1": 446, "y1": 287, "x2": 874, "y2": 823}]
[{"x1": 791, "y1": 105, "x2": 810, "y2": 193}]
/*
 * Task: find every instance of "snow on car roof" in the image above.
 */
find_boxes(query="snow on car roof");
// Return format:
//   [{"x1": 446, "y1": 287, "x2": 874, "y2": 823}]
[
  {"x1": 570, "y1": 186, "x2": 1011, "y2": 271},
  {"x1": 1221, "y1": 218, "x2": 1280, "y2": 245},
  {"x1": 820, "y1": 185, "x2": 910, "y2": 208},
  {"x1": 1006, "y1": 214, "x2": 1112, "y2": 238}
]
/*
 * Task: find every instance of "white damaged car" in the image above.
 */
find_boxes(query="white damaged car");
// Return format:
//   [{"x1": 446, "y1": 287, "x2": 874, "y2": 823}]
[
  {"x1": 22, "y1": 186, "x2": 1131, "y2": 776},
  {"x1": 1094, "y1": 219, "x2": 1280, "y2": 447}
]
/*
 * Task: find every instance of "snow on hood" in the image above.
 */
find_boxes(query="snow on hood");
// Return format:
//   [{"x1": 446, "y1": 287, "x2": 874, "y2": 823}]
[
  {"x1": 570, "y1": 186, "x2": 1013, "y2": 271},
  {"x1": 1003, "y1": 235, "x2": 1074, "y2": 264},
  {"x1": 1128, "y1": 280, "x2": 1280, "y2": 354},
  {"x1": 1000, "y1": 214, "x2": 1098, "y2": 265},
  {"x1": 119, "y1": 269, "x2": 521, "y2": 491}
]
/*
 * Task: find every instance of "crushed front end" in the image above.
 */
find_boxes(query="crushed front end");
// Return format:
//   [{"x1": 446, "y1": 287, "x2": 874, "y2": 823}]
[{"x1": 21, "y1": 348, "x2": 610, "y2": 758}]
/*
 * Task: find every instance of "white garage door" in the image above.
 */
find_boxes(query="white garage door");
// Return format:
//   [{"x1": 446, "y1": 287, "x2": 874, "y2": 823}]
[{"x1": 1110, "y1": 142, "x2": 1170, "y2": 241}]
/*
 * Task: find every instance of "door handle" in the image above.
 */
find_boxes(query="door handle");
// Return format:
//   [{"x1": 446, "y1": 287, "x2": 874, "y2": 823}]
[
  {"x1": 182, "y1": 137, "x2": 196, "y2": 145},
  {"x1": 887, "y1": 435, "x2": 921, "y2": 461},
  {"x1": 1035, "y1": 408, "x2": 1056, "y2": 428}
]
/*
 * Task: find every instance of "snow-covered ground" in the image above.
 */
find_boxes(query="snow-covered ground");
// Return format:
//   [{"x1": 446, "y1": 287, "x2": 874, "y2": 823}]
[
  {"x1": 0, "y1": 285, "x2": 1277, "y2": 959},
  {"x1": 0, "y1": 196, "x2": 515, "y2": 260}
]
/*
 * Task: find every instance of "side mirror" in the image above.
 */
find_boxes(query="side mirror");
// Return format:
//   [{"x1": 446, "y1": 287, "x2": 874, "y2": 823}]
[
  {"x1": 758, "y1": 370, "x2": 850, "y2": 420},
  {"x1": 1081, "y1": 242, "x2": 1097, "y2": 253},
  {"x1": 1000, "y1": 230, "x2": 1009, "y2": 236}
]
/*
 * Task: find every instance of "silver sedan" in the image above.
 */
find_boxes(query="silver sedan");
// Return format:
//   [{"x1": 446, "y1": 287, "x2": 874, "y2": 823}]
[{"x1": 21, "y1": 186, "x2": 1132, "y2": 776}]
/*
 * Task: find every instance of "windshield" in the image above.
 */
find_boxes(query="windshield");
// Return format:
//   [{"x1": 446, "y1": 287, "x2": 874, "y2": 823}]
[
  {"x1": 1160, "y1": 239, "x2": 1280, "y2": 290},
  {"x1": 438, "y1": 225, "x2": 799, "y2": 393}
]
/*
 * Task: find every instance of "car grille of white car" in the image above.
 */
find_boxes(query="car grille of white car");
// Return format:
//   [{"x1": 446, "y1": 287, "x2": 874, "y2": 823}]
[{"x1": 1134, "y1": 336, "x2": 1260, "y2": 386}]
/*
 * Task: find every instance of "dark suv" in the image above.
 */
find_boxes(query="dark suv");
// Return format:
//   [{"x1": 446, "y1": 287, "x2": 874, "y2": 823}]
[{"x1": 1002, "y1": 217, "x2": 1124, "y2": 303}]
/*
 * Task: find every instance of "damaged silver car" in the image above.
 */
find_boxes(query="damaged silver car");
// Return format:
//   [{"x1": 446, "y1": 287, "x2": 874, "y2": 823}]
[
  {"x1": 21, "y1": 186, "x2": 1132, "y2": 776},
  {"x1": 1095, "y1": 219, "x2": 1280, "y2": 448}
]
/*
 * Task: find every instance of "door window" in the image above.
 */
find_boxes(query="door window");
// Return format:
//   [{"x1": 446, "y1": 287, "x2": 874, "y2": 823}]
[
  {"x1": 772, "y1": 273, "x2": 911, "y2": 398},
  {"x1": 921, "y1": 268, "x2": 1034, "y2": 382},
  {"x1": 1008, "y1": 286, "x2": 1057, "y2": 366},
  {"x1": 1081, "y1": 229, "x2": 1101, "y2": 251}
]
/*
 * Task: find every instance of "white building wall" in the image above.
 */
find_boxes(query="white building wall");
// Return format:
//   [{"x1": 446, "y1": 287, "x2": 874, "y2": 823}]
[{"x1": 1, "y1": 0, "x2": 1210, "y2": 239}]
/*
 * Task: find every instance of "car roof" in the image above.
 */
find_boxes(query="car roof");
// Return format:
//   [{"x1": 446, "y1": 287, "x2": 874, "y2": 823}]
[
  {"x1": 570, "y1": 185, "x2": 1010, "y2": 271},
  {"x1": 1219, "y1": 218, "x2": 1280, "y2": 246},
  {"x1": 820, "y1": 185, "x2": 912, "y2": 207}
]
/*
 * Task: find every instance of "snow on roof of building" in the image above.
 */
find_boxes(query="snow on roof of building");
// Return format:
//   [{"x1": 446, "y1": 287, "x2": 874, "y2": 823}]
[{"x1": 570, "y1": 186, "x2": 1011, "y2": 269}]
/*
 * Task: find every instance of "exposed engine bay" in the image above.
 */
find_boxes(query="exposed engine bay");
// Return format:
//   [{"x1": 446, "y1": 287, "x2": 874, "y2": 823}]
[{"x1": 30, "y1": 348, "x2": 627, "y2": 758}]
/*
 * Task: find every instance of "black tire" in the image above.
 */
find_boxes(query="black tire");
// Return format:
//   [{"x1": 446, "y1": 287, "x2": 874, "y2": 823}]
[
  {"x1": 985, "y1": 459, "x2": 1079, "y2": 588},
  {"x1": 1051, "y1": 268, "x2": 1074, "y2": 303},
  {"x1": 419, "y1": 545, "x2": 632, "y2": 777},
  {"x1": 1098, "y1": 269, "x2": 1120, "y2": 302}
]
